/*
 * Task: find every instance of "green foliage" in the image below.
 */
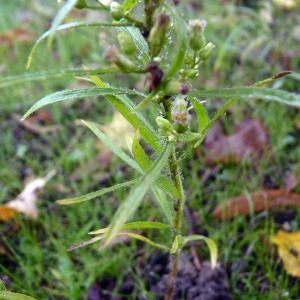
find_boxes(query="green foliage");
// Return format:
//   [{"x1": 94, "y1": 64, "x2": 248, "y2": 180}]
[{"x1": 3, "y1": 0, "x2": 299, "y2": 299}]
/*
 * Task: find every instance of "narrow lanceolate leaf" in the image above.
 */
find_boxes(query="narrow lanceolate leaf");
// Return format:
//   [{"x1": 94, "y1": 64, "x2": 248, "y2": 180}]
[
  {"x1": 183, "y1": 235, "x2": 218, "y2": 269},
  {"x1": 26, "y1": 22, "x2": 131, "y2": 68},
  {"x1": 82, "y1": 120, "x2": 141, "y2": 172},
  {"x1": 116, "y1": 232, "x2": 169, "y2": 251},
  {"x1": 104, "y1": 143, "x2": 173, "y2": 246},
  {"x1": 151, "y1": 186, "x2": 173, "y2": 225},
  {"x1": 132, "y1": 128, "x2": 152, "y2": 170},
  {"x1": 87, "y1": 73, "x2": 161, "y2": 152},
  {"x1": 120, "y1": 27, "x2": 150, "y2": 61},
  {"x1": 188, "y1": 96, "x2": 209, "y2": 133},
  {"x1": 22, "y1": 87, "x2": 144, "y2": 120},
  {"x1": 0, "y1": 68, "x2": 119, "y2": 89},
  {"x1": 132, "y1": 129, "x2": 180, "y2": 198},
  {"x1": 47, "y1": 0, "x2": 78, "y2": 49},
  {"x1": 0, "y1": 291, "x2": 37, "y2": 300},
  {"x1": 68, "y1": 235, "x2": 104, "y2": 251},
  {"x1": 164, "y1": 3, "x2": 188, "y2": 78},
  {"x1": 189, "y1": 87, "x2": 300, "y2": 107},
  {"x1": 122, "y1": 0, "x2": 139, "y2": 11},
  {"x1": 56, "y1": 179, "x2": 139, "y2": 205},
  {"x1": 89, "y1": 221, "x2": 170, "y2": 234}
]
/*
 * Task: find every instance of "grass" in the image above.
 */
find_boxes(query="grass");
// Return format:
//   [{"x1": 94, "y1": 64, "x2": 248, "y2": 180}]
[{"x1": 1, "y1": 0, "x2": 300, "y2": 299}]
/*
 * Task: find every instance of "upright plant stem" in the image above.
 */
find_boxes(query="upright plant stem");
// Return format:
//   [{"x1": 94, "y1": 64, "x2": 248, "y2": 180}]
[{"x1": 163, "y1": 99, "x2": 186, "y2": 300}]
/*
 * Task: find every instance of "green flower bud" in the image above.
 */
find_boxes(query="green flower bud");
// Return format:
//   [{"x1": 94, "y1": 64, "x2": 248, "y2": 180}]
[
  {"x1": 183, "y1": 50, "x2": 195, "y2": 65},
  {"x1": 188, "y1": 19, "x2": 207, "y2": 51},
  {"x1": 165, "y1": 81, "x2": 190, "y2": 95},
  {"x1": 199, "y1": 42, "x2": 215, "y2": 60},
  {"x1": 148, "y1": 13, "x2": 170, "y2": 58},
  {"x1": 156, "y1": 116, "x2": 172, "y2": 132},
  {"x1": 117, "y1": 31, "x2": 136, "y2": 55},
  {"x1": 179, "y1": 69, "x2": 199, "y2": 79},
  {"x1": 110, "y1": 2, "x2": 124, "y2": 21}
]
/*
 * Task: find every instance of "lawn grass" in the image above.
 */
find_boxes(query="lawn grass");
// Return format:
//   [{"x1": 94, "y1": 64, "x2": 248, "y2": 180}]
[{"x1": 1, "y1": 1, "x2": 300, "y2": 299}]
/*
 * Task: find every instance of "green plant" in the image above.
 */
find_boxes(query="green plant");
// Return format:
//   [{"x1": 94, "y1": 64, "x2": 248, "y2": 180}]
[{"x1": 19, "y1": 1, "x2": 300, "y2": 299}]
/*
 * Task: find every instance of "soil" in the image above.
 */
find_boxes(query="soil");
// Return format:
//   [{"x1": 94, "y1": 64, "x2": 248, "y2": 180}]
[{"x1": 87, "y1": 252, "x2": 232, "y2": 300}]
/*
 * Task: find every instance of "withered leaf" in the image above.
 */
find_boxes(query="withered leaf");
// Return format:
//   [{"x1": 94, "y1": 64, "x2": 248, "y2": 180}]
[
  {"x1": 212, "y1": 189, "x2": 300, "y2": 219},
  {"x1": 204, "y1": 119, "x2": 269, "y2": 164}
]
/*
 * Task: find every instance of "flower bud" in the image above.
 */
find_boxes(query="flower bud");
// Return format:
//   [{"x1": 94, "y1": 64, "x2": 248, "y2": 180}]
[
  {"x1": 172, "y1": 98, "x2": 191, "y2": 133},
  {"x1": 188, "y1": 19, "x2": 207, "y2": 51},
  {"x1": 199, "y1": 42, "x2": 215, "y2": 60},
  {"x1": 156, "y1": 116, "x2": 172, "y2": 132},
  {"x1": 117, "y1": 31, "x2": 136, "y2": 55},
  {"x1": 110, "y1": 2, "x2": 124, "y2": 21},
  {"x1": 179, "y1": 69, "x2": 199, "y2": 79},
  {"x1": 165, "y1": 81, "x2": 190, "y2": 95},
  {"x1": 103, "y1": 45, "x2": 135, "y2": 73},
  {"x1": 148, "y1": 13, "x2": 171, "y2": 58}
]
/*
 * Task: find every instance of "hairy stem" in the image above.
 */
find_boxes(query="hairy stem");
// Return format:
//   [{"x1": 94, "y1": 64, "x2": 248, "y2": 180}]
[{"x1": 163, "y1": 99, "x2": 185, "y2": 300}]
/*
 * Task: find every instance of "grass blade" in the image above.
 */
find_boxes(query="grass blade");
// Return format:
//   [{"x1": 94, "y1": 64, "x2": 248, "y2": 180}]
[{"x1": 104, "y1": 143, "x2": 173, "y2": 246}]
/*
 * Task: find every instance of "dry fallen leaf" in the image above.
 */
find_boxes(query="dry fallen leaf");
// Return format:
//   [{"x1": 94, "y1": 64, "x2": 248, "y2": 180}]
[
  {"x1": 0, "y1": 170, "x2": 56, "y2": 220},
  {"x1": 271, "y1": 230, "x2": 300, "y2": 277},
  {"x1": 212, "y1": 189, "x2": 300, "y2": 219},
  {"x1": 204, "y1": 118, "x2": 269, "y2": 164}
]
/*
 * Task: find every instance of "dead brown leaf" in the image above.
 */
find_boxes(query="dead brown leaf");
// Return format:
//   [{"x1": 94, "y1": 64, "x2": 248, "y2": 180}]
[
  {"x1": 12, "y1": 113, "x2": 59, "y2": 135},
  {"x1": 212, "y1": 189, "x2": 300, "y2": 219},
  {"x1": 204, "y1": 118, "x2": 269, "y2": 164}
]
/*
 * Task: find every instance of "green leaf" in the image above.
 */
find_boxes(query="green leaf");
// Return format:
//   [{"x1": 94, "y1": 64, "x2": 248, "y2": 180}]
[
  {"x1": 170, "y1": 235, "x2": 185, "y2": 253},
  {"x1": 89, "y1": 221, "x2": 170, "y2": 234},
  {"x1": 26, "y1": 22, "x2": 132, "y2": 68},
  {"x1": 104, "y1": 142, "x2": 173, "y2": 246},
  {"x1": 87, "y1": 74, "x2": 161, "y2": 152},
  {"x1": 151, "y1": 186, "x2": 173, "y2": 224},
  {"x1": 188, "y1": 96, "x2": 209, "y2": 133},
  {"x1": 183, "y1": 235, "x2": 218, "y2": 269},
  {"x1": 119, "y1": 26, "x2": 149, "y2": 61},
  {"x1": 0, "y1": 68, "x2": 119, "y2": 89},
  {"x1": 68, "y1": 235, "x2": 104, "y2": 251},
  {"x1": 22, "y1": 87, "x2": 144, "y2": 120},
  {"x1": 164, "y1": 3, "x2": 188, "y2": 78},
  {"x1": 0, "y1": 291, "x2": 37, "y2": 300},
  {"x1": 189, "y1": 87, "x2": 300, "y2": 107},
  {"x1": 116, "y1": 232, "x2": 169, "y2": 250},
  {"x1": 47, "y1": 0, "x2": 78, "y2": 49},
  {"x1": 132, "y1": 128, "x2": 180, "y2": 199},
  {"x1": 122, "y1": 0, "x2": 139, "y2": 11},
  {"x1": 82, "y1": 120, "x2": 142, "y2": 172},
  {"x1": 132, "y1": 128, "x2": 152, "y2": 170},
  {"x1": 56, "y1": 179, "x2": 139, "y2": 205}
]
